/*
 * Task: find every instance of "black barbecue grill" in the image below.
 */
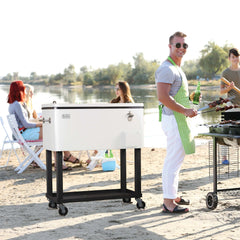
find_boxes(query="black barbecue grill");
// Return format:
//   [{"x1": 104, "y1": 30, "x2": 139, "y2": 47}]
[{"x1": 200, "y1": 110, "x2": 240, "y2": 210}]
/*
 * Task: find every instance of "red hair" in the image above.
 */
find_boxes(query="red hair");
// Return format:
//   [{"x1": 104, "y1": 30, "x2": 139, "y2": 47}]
[{"x1": 7, "y1": 81, "x2": 26, "y2": 104}]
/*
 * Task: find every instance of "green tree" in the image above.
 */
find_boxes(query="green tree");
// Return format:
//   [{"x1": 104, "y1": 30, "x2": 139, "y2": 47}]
[
  {"x1": 49, "y1": 73, "x2": 63, "y2": 85},
  {"x1": 94, "y1": 68, "x2": 110, "y2": 85},
  {"x1": 199, "y1": 42, "x2": 230, "y2": 78},
  {"x1": 76, "y1": 66, "x2": 89, "y2": 84},
  {"x1": 13, "y1": 72, "x2": 19, "y2": 80},
  {"x1": 80, "y1": 66, "x2": 88, "y2": 74},
  {"x1": 182, "y1": 59, "x2": 203, "y2": 80},
  {"x1": 64, "y1": 64, "x2": 76, "y2": 84},
  {"x1": 76, "y1": 73, "x2": 83, "y2": 83},
  {"x1": 2, "y1": 73, "x2": 12, "y2": 81},
  {"x1": 131, "y1": 53, "x2": 159, "y2": 84},
  {"x1": 117, "y1": 62, "x2": 133, "y2": 82},
  {"x1": 30, "y1": 72, "x2": 37, "y2": 81},
  {"x1": 83, "y1": 72, "x2": 94, "y2": 85},
  {"x1": 106, "y1": 64, "x2": 122, "y2": 85}
]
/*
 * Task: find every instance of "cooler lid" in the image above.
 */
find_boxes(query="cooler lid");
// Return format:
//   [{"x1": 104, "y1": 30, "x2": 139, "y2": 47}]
[{"x1": 42, "y1": 102, "x2": 144, "y2": 110}]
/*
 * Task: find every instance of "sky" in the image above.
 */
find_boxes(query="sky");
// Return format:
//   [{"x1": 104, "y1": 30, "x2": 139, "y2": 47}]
[{"x1": 1, "y1": 0, "x2": 240, "y2": 77}]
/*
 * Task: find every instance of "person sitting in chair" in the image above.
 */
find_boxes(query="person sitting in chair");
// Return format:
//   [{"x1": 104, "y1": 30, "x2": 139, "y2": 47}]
[
  {"x1": 7, "y1": 80, "x2": 81, "y2": 170},
  {"x1": 23, "y1": 84, "x2": 38, "y2": 120}
]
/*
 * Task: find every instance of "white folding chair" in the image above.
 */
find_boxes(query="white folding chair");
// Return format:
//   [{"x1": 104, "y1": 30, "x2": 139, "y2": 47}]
[
  {"x1": 7, "y1": 114, "x2": 46, "y2": 173},
  {"x1": 86, "y1": 150, "x2": 106, "y2": 171},
  {"x1": 0, "y1": 116, "x2": 21, "y2": 167}
]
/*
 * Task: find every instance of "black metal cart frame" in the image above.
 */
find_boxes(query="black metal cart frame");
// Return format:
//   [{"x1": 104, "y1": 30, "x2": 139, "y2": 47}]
[
  {"x1": 201, "y1": 133, "x2": 240, "y2": 210},
  {"x1": 46, "y1": 149, "x2": 145, "y2": 216}
]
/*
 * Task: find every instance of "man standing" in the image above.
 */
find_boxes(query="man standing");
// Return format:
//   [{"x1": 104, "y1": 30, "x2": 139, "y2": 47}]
[
  {"x1": 220, "y1": 48, "x2": 240, "y2": 165},
  {"x1": 220, "y1": 48, "x2": 240, "y2": 105},
  {"x1": 155, "y1": 31, "x2": 198, "y2": 213}
]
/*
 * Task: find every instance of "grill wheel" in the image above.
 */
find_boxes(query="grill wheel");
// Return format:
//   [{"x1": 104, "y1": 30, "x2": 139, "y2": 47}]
[{"x1": 206, "y1": 192, "x2": 218, "y2": 210}]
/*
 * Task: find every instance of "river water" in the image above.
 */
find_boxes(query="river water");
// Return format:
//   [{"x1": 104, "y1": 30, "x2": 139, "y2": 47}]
[{"x1": 0, "y1": 84, "x2": 222, "y2": 148}]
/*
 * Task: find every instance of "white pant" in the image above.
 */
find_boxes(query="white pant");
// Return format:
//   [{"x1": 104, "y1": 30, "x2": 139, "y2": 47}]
[{"x1": 161, "y1": 114, "x2": 185, "y2": 199}]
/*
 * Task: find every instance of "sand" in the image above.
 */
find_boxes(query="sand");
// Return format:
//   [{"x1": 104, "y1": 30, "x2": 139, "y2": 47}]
[{"x1": 0, "y1": 143, "x2": 240, "y2": 240}]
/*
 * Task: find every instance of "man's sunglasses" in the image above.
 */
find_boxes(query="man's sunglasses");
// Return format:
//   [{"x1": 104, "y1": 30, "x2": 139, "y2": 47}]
[{"x1": 172, "y1": 43, "x2": 188, "y2": 49}]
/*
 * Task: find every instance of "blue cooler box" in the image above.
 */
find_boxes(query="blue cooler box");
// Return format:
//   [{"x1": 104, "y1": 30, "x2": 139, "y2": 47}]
[{"x1": 102, "y1": 158, "x2": 116, "y2": 171}]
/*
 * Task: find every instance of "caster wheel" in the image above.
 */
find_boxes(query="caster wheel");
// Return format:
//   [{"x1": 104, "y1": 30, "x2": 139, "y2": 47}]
[
  {"x1": 123, "y1": 198, "x2": 132, "y2": 203},
  {"x1": 58, "y1": 205, "x2": 68, "y2": 216},
  {"x1": 48, "y1": 201, "x2": 57, "y2": 209},
  {"x1": 206, "y1": 192, "x2": 218, "y2": 210},
  {"x1": 136, "y1": 199, "x2": 146, "y2": 209}
]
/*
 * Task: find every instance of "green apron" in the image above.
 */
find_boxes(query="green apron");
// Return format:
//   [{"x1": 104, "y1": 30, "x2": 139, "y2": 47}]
[{"x1": 159, "y1": 57, "x2": 195, "y2": 154}]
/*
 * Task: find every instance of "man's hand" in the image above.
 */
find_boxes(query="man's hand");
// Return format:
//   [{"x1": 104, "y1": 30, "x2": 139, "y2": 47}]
[
  {"x1": 189, "y1": 92, "x2": 194, "y2": 101},
  {"x1": 184, "y1": 108, "x2": 197, "y2": 118},
  {"x1": 189, "y1": 92, "x2": 202, "y2": 103},
  {"x1": 228, "y1": 81, "x2": 235, "y2": 90}
]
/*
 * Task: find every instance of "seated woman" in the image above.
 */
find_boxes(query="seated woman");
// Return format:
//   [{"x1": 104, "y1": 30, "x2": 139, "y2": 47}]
[
  {"x1": 87, "y1": 81, "x2": 134, "y2": 165},
  {"x1": 7, "y1": 81, "x2": 81, "y2": 170},
  {"x1": 110, "y1": 81, "x2": 134, "y2": 103},
  {"x1": 23, "y1": 84, "x2": 38, "y2": 120}
]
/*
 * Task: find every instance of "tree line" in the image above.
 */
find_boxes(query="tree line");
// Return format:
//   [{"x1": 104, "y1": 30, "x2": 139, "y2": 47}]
[{"x1": 0, "y1": 41, "x2": 234, "y2": 86}]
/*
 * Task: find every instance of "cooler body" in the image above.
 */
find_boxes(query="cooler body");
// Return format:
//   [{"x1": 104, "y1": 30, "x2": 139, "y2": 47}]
[{"x1": 42, "y1": 103, "x2": 144, "y2": 151}]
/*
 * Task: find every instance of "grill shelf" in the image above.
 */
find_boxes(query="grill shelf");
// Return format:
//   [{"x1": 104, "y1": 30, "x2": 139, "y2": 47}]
[
  {"x1": 200, "y1": 132, "x2": 240, "y2": 210},
  {"x1": 208, "y1": 141, "x2": 239, "y2": 179}
]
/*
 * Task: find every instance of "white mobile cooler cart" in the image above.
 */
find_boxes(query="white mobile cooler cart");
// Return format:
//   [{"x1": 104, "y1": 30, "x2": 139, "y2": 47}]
[{"x1": 42, "y1": 102, "x2": 145, "y2": 216}]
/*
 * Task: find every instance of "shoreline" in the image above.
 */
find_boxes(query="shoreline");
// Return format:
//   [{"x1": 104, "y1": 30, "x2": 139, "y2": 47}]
[{"x1": 0, "y1": 80, "x2": 221, "y2": 88}]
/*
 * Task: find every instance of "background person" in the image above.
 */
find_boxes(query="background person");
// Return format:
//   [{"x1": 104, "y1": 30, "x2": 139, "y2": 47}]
[
  {"x1": 24, "y1": 84, "x2": 38, "y2": 120},
  {"x1": 24, "y1": 84, "x2": 42, "y2": 166},
  {"x1": 220, "y1": 48, "x2": 240, "y2": 105},
  {"x1": 8, "y1": 80, "x2": 80, "y2": 170},
  {"x1": 220, "y1": 48, "x2": 240, "y2": 165},
  {"x1": 111, "y1": 81, "x2": 134, "y2": 103},
  {"x1": 155, "y1": 31, "x2": 198, "y2": 214},
  {"x1": 8, "y1": 81, "x2": 43, "y2": 141}
]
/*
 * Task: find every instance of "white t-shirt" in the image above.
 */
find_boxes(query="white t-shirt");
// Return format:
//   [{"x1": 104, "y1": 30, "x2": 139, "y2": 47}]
[{"x1": 155, "y1": 60, "x2": 185, "y2": 115}]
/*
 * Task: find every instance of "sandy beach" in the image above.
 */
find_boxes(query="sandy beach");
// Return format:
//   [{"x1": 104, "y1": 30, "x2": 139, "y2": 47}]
[{"x1": 1, "y1": 143, "x2": 240, "y2": 240}]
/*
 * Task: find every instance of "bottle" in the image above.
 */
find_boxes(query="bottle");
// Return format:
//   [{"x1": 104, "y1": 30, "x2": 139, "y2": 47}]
[
  {"x1": 193, "y1": 81, "x2": 201, "y2": 105},
  {"x1": 105, "y1": 150, "x2": 109, "y2": 158},
  {"x1": 109, "y1": 150, "x2": 113, "y2": 158}
]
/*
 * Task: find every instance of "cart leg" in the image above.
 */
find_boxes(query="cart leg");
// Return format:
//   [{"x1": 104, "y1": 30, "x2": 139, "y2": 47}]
[
  {"x1": 56, "y1": 151, "x2": 63, "y2": 204},
  {"x1": 46, "y1": 150, "x2": 58, "y2": 209},
  {"x1": 46, "y1": 150, "x2": 52, "y2": 195},
  {"x1": 134, "y1": 148, "x2": 145, "y2": 209},
  {"x1": 120, "y1": 149, "x2": 127, "y2": 191},
  {"x1": 134, "y1": 148, "x2": 141, "y2": 197}
]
